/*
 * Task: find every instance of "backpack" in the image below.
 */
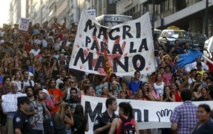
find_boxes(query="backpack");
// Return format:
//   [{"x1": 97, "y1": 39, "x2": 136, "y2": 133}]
[
  {"x1": 21, "y1": 80, "x2": 32, "y2": 89},
  {"x1": 120, "y1": 116, "x2": 136, "y2": 134}
]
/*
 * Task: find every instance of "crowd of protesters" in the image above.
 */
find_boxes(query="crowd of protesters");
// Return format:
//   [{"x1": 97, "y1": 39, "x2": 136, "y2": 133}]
[{"x1": 0, "y1": 17, "x2": 212, "y2": 134}]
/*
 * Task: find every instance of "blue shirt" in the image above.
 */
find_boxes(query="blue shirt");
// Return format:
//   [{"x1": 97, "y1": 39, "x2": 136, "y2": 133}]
[{"x1": 128, "y1": 80, "x2": 142, "y2": 94}]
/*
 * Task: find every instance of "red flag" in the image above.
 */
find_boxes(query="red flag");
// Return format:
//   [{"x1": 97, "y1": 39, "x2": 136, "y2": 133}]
[{"x1": 104, "y1": 48, "x2": 113, "y2": 82}]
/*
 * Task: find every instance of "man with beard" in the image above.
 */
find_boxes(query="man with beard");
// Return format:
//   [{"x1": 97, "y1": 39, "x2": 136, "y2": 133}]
[
  {"x1": 47, "y1": 79, "x2": 63, "y2": 115},
  {"x1": 18, "y1": 70, "x2": 35, "y2": 92},
  {"x1": 65, "y1": 88, "x2": 80, "y2": 111},
  {"x1": 29, "y1": 88, "x2": 49, "y2": 133},
  {"x1": 0, "y1": 76, "x2": 11, "y2": 134},
  {"x1": 25, "y1": 86, "x2": 35, "y2": 101}
]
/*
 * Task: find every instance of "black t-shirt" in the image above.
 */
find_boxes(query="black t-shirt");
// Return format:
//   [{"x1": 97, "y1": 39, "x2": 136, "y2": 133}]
[
  {"x1": 192, "y1": 119, "x2": 213, "y2": 134},
  {"x1": 13, "y1": 110, "x2": 33, "y2": 134},
  {"x1": 71, "y1": 115, "x2": 87, "y2": 134},
  {"x1": 93, "y1": 111, "x2": 118, "y2": 134}
]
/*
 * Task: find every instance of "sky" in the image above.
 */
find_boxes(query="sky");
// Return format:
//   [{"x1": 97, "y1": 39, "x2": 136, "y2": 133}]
[{"x1": 0, "y1": 0, "x2": 11, "y2": 27}]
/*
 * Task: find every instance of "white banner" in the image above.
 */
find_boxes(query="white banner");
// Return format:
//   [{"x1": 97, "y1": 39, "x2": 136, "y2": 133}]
[
  {"x1": 86, "y1": 9, "x2": 96, "y2": 19},
  {"x1": 1, "y1": 93, "x2": 27, "y2": 112},
  {"x1": 69, "y1": 10, "x2": 156, "y2": 76},
  {"x1": 18, "y1": 18, "x2": 30, "y2": 31},
  {"x1": 81, "y1": 95, "x2": 213, "y2": 134}
]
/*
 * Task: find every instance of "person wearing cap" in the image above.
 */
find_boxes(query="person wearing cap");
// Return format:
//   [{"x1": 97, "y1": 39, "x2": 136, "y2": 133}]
[
  {"x1": 42, "y1": 89, "x2": 54, "y2": 111},
  {"x1": 13, "y1": 96, "x2": 32, "y2": 134}
]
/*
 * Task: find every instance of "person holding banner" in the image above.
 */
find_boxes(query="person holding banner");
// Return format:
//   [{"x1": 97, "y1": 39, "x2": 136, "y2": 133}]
[
  {"x1": 93, "y1": 97, "x2": 118, "y2": 134},
  {"x1": 7, "y1": 81, "x2": 22, "y2": 134}
]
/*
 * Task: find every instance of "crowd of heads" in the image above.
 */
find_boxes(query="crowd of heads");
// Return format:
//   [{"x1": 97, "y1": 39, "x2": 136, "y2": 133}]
[{"x1": 0, "y1": 19, "x2": 213, "y2": 108}]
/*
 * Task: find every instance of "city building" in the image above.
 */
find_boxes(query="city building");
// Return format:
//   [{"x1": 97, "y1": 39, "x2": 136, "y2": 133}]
[
  {"x1": 10, "y1": 0, "x2": 27, "y2": 25},
  {"x1": 115, "y1": 0, "x2": 213, "y2": 37}
]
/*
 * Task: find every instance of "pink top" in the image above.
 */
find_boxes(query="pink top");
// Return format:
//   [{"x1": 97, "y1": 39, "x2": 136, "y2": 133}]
[
  {"x1": 151, "y1": 90, "x2": 160, "y2": 99},
  {"x1": 44, "y1": 98, "x2": 54, "y2": 109},
  {"x1": 163, "y1": 73, "x2": 173, "y2": 86}
]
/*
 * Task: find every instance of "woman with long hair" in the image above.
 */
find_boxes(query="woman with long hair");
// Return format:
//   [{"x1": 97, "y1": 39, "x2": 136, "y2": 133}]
[
  {"x1": 12, "y1": 71, "x2": 22, "y2": 90},
  {"x1": 163, "y1": 65, "x2": 173, "y2": 86},
  {"x1": 153, "y1": 73, "x2": 165, "y2": 97},
  {"x1": 53, "y1": 102, "x2": 74, "y2": 134},
  {"x1": 71, "y1": 104, "x2": 89, "y2": 134},
  {"x1": 170, "y1": 82, "x2": 182, "y2": 102},
  {"x1": 192, "y1": 84, "x2": 202, "y2": 101},
  {"x1": 51, "y1": 57, "x2": 60, "y2": 79},
  {"x1": 161, "y1": 86, "x2": 175, "y2": 102},
  {"x1": 197, "y1": 87, "x2": 209, "y2": 101}
]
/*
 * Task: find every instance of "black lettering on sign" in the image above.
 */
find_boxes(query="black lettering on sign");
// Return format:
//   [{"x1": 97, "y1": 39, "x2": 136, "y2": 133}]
[
  {"x1": 144, "y1": 109, "x2": 149, "y2": 122},
  {"x1": 98, "y1": 27, "x2": 108, "y2": 40},
  {"x1": 109, "y1": 27, "x2": 120, "y2": 40},
  {"x1": 91, "y1": 40, "x2": 100, "y2": 52},
  {"x1": 113, "y1": 57, "x2": 128, "y2": 72},
  {"x1": 132, "y1": 55, "x2": 145, "y2": 71},
  {"x1": 112, "y1": 44, "x2": 123, "y2": 55},
  {"x1": 123, "y1": 25, "x2": 133, "y2": 39},
  {"x1": 73, "y1": 48, "x2": 93, "y2": 70},
  {"x1": 84, "y1": 19, "x2": 97, "y2": 36},
  {"x1": 129, "y1": 42, "x2": 136, "y2": 53},
  {"x1": 85, "y1": 101, "x2": 102, "y2": 122},
  {"x1": 135, "y1": 22, "x2": 141, "y2": 38},
  {"x1": 94, "y1": 56, "x2": 105, "y2": 71},
  {"x1": 85, "y1": 36, "x2": 91, "y2": 47},
  {"x1": 138, "y1": 38, "x2": 148, "y2": 52},
  {"x1": 100, "y1": 42, "x2": 110, "y2": 53},
  {"x1": 133, "y1": 108, "x2": 142, "y2": 122}
]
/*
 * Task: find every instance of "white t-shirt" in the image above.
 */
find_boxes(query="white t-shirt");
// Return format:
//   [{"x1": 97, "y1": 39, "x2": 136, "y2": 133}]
[
  {"x1": 154, "y1": 82, "x2": 165, "y2": 96},
  {"x1": 18, "y1": 80, "x2": 35, "y2": 91},
  {"x1": 30, "y1": 49, "x2": 41, "y2": 56}
]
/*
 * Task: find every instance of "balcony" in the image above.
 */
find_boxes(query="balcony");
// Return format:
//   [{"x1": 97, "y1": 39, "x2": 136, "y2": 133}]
[{"x1": 154, "y1": 0, "x2": 213, "y2": 28}]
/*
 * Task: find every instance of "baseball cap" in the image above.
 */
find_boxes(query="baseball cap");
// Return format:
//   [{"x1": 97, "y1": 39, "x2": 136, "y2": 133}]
[
  {"x1": 17, "y1": 96, "x2": 30, "y2": 105},
  {"x1": 41, "y1": 89, "x2": 49, "y2": 96}
]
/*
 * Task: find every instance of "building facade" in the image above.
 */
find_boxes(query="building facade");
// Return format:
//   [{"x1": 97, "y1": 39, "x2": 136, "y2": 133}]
[
  {"x1": 10, "y1": 0, "x2": 27, "y2": 25},
  {"x1": 116, "y1": 0, "x2": 213, "y2": 36}
]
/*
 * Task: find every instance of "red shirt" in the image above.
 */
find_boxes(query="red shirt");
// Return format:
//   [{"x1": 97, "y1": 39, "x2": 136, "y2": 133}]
[
  {"x1": 116, "y1": 116, "x2": 136, "y2": 134},
  {"x1": 48, "y1": 88, "x2": 63, "y2": 114},
  {"x1": 175, "y1": 91, "x2": 182, "y2": 102},
  {"x1": 206, "y1": 61, "x2": 213, "y2": 73}
]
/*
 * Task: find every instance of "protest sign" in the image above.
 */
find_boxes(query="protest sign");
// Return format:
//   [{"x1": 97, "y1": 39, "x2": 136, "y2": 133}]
[
  {"x1": 18, "y1": 18, "x2": 30, "y2": 31},
  {"x1": 86, "y1": 9, "x2": 96, "y2": 19},
  {"x1": 81, "y1": 95, "x2": 213, "y2": 134},
  {"x1": 69, "y1": 10, "x2": 156, "y2": 77},
  {"x1": 1, "y1": 93, "x2": 27, "y2": 112}
]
